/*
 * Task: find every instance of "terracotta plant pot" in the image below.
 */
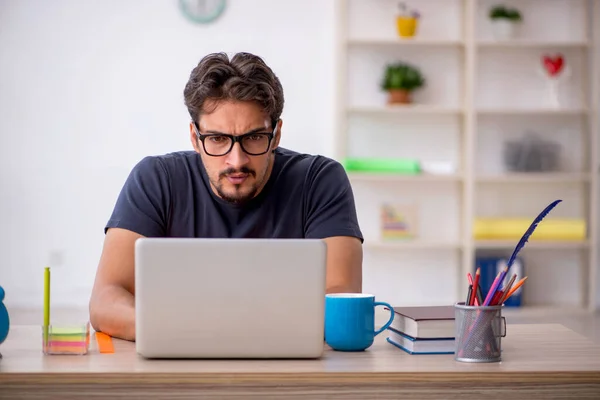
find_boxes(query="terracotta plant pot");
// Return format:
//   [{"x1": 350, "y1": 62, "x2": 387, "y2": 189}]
[{"x1": 387, "y1": 89, "x2": 411, "y2": 104}]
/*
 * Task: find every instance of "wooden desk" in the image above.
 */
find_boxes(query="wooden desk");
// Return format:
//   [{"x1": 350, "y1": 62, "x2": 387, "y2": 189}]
[{"x1": 1, "y1": 324, "x2": 599, "y2": 399}]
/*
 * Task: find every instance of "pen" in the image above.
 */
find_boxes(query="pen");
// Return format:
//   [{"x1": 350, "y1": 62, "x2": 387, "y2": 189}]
[
  {"x1": 466, "y1": 284, "x2": 473, "y2": 305},
  {"x1": 475, "y1": 285, "x2": 483, "y2": 306}
]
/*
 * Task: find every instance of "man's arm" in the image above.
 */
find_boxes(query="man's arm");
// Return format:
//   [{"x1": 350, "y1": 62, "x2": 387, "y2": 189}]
[
  {"x1": 323, "y1": 236, "x2": 363, "y2": 294},
  {"x1": 89, "y1": 228, "x2": 141, "y2": 342},
  {"x1": 304, "y1": 158, "x2": 364, "y2": 294},
  {"x1": 90, "y1": 156, "x2": 170, "y2": 341}
]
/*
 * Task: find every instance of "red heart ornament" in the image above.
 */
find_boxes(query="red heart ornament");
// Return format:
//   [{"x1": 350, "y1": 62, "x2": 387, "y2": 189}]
[{"x1": 542, "y1": 54, "x2": 564, "y2": 77}]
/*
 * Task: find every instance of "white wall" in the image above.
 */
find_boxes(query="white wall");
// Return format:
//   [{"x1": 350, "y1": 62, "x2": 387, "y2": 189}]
[
  {"x1": 0, "y1": 0, "x2": 336, "y2": 308},
  {"x1": 1, "y1": 0, "x2": 599, "y2": 310}
]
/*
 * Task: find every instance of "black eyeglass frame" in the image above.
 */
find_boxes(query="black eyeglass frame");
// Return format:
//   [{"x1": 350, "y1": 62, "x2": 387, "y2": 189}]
[{"x1": 193, "y1": 122, "x2": 276, "y2": 156}]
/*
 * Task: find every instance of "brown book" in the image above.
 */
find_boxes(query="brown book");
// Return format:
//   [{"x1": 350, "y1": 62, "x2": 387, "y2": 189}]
[{"x1": 387, "y1": 306, "x2": 455, "y2": 339}]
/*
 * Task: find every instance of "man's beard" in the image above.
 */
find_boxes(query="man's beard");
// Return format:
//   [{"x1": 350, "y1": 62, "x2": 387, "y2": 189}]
[{"x1": 213, "y1": 166, "x2": 260, "y2": 205}]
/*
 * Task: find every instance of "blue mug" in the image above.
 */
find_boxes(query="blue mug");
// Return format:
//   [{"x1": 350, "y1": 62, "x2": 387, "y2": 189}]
[{"x1": 325, "y1": 293, "x2": 394, "y2": 351}]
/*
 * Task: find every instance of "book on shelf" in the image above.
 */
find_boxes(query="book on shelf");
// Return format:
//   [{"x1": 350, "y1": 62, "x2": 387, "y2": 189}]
[
  {"x1": 385, "y1": 305, "x2": 455, "y2": 339},
  {"x1": 476, "y1": 256, "x2": 524, "y2": 307},
  {"x1": 386, "y1": 327, "x2": 455, "y2": 355},
  {"x1": 380, "y1": 203, "x2": 419, "y2": 240},
  {"x1": 473, "y1": 218, "x2": 586, "y2": 240}
]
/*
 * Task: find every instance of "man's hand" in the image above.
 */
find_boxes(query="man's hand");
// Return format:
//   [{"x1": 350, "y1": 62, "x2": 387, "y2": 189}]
[
  {"x1": 89, "y1": 228, "x2": 142, "y2": 341},
  {"x1": 323, "y1": 236, "x2": 362, "y2": 294}
]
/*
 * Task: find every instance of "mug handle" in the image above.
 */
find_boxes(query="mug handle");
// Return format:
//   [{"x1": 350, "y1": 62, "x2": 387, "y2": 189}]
[{"x1": 373, "y1": 301, "x2": 395, "y2": 336}]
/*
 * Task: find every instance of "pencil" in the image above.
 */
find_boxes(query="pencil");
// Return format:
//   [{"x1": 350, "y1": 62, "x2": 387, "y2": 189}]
[
  {"x1": 504, "y1": 276, "x2": 528, "y2": 301},
  {"x1": 498, "y1": 273, "x2": 517, "y2": 305},
  {"x1": 471, "y1": 268, "x2": 480, "y2": 306},
  {"x1": 43, "y1": 267, "x2": 51, "y2": 345},
  {"x1": 483, "y1": 267, "x2": 507, "y2": 306}
]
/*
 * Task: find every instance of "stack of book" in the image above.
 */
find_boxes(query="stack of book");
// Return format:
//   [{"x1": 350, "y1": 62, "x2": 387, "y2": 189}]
[{"x1": 385, "y1": 305, "x2": 455, "y2": 355}]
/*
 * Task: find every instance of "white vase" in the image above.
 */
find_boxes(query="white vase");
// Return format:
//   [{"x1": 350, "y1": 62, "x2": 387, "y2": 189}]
[{"x1": 491, "y1": 19, "x2": 517, "y2": 40}]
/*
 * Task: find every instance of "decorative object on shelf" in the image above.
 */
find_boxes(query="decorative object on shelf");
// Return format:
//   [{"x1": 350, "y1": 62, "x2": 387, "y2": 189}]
[
  {"x1": 0, "y1": 285, "x2": 9, "y2": 358},
  {"x1": 396, "y1": 2, "x2": 420, "y2": 38},
  {"x1": 503, "y1": 133, "x2": 562, "y2": 172},
  {"x1": 380, "y1": 203, "x2": 419, "y2": 240},
  {"x1": 538, "y1": 53, "x2": 571, "y2": 109},
  {"x1": 381, "y1": 62, "x2": 425, "y2": 105},
  {"x1": 420, "y1": 161, "x2": 456, "y2": 175},
  {"x1": 488, "y1": 4, "x2": 522, "y2": 40},
  {"x1": 178, "y1": 0, "x2": 227, "y2": 24},
  {"x1": 343, "y1": 157, "x2": 421, "y2": 174}
]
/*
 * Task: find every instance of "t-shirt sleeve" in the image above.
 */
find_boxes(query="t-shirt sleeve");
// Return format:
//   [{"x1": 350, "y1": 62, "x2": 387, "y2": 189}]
[
  {"x1": 105, "y1": 156, "x2": 171, "y2": 237},
  {"x1": 304, "y1": 158, "x2": 364, "y2": 242}
]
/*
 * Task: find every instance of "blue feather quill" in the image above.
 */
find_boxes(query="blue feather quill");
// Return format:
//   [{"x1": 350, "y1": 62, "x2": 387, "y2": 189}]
[
  {"x1": 505, "y1": 199, "x2": 562, "y2": 270},
  {"x1": 483, "y1": 199, "x2": 562, "y2": 306}
]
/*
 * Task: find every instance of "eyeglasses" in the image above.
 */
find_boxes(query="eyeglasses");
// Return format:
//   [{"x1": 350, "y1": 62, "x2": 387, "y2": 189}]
[{"x1": 193, "y1": 122, "x2": 275, "y2": 156}]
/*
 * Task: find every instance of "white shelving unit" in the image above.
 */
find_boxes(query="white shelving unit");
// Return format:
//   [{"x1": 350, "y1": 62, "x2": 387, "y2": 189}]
[{"x1": 334, "y1": 0, "x2": 599, "y2": 311}]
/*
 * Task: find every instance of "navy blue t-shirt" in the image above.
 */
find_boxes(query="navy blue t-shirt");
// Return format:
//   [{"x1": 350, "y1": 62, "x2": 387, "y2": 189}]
[{"x1": 105, "y1": 147, "x2": 363, "y2": 242}]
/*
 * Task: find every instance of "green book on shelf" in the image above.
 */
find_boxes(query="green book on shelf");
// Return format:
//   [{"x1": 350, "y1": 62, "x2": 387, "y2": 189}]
[{"x1": 343, "y1": 158, "x2": 421, "y2": 174}]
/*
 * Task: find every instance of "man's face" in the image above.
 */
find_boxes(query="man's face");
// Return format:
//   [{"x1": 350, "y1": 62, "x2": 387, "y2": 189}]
[{"x1": 190, "y1": 100, "x2": 281, "y2": 205}]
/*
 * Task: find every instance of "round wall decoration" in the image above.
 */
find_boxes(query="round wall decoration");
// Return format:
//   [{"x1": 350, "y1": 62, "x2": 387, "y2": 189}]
[{"x1": 179, "y1": 0, "x2": 227, "y2": 24}]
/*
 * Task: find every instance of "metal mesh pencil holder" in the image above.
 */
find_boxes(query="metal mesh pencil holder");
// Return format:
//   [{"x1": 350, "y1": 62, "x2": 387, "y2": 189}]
[{"x1": 454, "y1": 302, "x2": 506, "y2": 363}]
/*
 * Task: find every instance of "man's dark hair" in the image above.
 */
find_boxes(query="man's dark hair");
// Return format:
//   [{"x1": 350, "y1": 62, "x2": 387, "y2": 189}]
[{"x1": 183, "y1": 52, "x2": 284, "y2": 129}]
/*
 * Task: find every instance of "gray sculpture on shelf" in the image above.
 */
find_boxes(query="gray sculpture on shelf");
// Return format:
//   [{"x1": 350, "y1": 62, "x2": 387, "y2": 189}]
[{"x1": 503, "y1": 132, "x2": 562, "y2": 172}]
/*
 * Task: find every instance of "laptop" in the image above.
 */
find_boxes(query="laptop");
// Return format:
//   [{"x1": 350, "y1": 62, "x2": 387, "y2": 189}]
[{"x1": 134, "y1": 238, "x2": 327, "y2": 359}]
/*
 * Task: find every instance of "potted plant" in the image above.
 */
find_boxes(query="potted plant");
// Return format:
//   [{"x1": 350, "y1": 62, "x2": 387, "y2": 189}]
[
  {"x1": 396, "y1": 2, "x2": 421, "y2": 38},
  {"x1": 489, "y1": 5, "x2": 522, "y2": 40},
  {"x1": 381, "y1": 62, "x2": 425, "y2": 104}
]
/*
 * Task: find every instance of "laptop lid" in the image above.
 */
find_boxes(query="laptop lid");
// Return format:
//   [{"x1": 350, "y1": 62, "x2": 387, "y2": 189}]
[{"x1": 134, "y1": 238, "x2": 327, "y2": 359}]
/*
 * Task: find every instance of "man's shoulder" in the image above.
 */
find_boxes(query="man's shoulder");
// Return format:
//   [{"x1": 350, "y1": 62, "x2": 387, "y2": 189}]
[
  {"x1": 275, "y1": 147, "x2": 344, "y2": 176},
  {"x1": 133, "y1": 151, "x2": 199, "y2": 176}
]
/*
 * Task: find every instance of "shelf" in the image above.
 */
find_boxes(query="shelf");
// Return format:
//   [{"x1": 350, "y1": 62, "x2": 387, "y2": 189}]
[
  {"x1": 347, "y1": 37, "x2": 464, "y2": 47},
  {"x1": 337, "y1": 0, "x2": 599, "y2": 311},
  {"x1": 364, "y1": 241, "x2": 462, "y2": 250},
  {"x1": 477, "y1": 108, "x2": 587, "y2": 116},
  {"x1": 477, "y1": 40, "x2": 589, "y2": 48},
  {"x1": 475, "y1": 240, "x2": 589, "y2": 250},
  {"x1": 348, "y1": 172, "x2": 462, "y2": 183},
  {"x1": 348, "y1": 105, "x2": 463, "y2": 115},
  {"x1": 476, "y1": 173, "x2": 591, "y2": 183}
]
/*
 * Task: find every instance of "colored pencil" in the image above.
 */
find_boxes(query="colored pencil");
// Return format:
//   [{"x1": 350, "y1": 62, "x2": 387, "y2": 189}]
[
  {"x1": 504, "y1": 276, "x2": 528, "y2": 301},
  {"x1": 43, "y1": 267, "x2": 51, "y2": 345},
  {"x1": 483, "y1": 266, "x2": 507, "y2": 306},
  {"x1": 498, "y1": 273, "x2": 517, "y2": 305},
  {"x1": 471, "y1": 268, "x2": 480, "y2": 306}
]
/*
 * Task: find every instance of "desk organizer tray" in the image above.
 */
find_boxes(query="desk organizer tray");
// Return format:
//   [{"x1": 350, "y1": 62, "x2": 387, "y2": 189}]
[{"x1": 42, "y1": 322, "x2": 90, "y2": 355}]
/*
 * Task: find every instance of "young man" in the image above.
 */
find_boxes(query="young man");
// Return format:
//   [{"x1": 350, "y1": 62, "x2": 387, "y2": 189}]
[{"x1": 89, "y1": 52, "x2": 364, "y2": 341}]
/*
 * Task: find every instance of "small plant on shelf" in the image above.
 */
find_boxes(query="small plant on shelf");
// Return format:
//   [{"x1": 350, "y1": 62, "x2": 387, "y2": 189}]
[
  {"x1": 381, "y1": 62, "x2": 425, "y2": 105},
  {"x1": 396, "y1": 2, "x2": 421, "y2": 38},
  {"x1": 489, "y1": 5, "x2": 523, "y2": 40}
]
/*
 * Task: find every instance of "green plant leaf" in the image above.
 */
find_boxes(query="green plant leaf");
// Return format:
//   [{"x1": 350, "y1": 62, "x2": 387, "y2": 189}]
[{"x1": 381, "y1": 62, "x2": 425, "y2": 91}]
